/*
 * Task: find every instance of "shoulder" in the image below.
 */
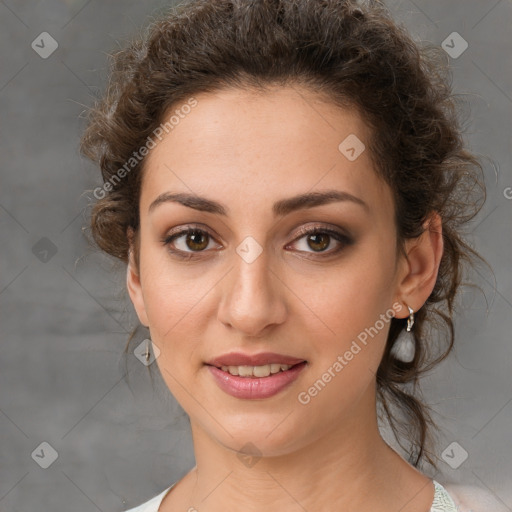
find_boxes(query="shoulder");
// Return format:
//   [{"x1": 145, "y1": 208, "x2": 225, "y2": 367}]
[{"x1": 443, "y1": 482, "x2": 509, "y2": 512}]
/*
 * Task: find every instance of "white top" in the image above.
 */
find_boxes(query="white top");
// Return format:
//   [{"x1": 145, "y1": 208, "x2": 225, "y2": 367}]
[{"x1": 124, "y1": 479, "x2": 461, "y2": 512}]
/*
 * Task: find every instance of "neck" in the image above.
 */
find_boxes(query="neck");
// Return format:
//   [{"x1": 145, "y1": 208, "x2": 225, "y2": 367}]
[{"x1": 178, "y1": 386, "x2": 434, "y2": 512}]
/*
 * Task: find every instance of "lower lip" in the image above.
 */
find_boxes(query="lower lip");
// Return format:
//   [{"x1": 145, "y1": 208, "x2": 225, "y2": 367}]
[{"x1": 206, "y1": 362, "x2": 307, "y2": 399}]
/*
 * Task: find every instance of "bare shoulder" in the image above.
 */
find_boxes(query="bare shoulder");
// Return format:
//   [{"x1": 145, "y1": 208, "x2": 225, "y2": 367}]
[{"x1": 443, "y1": 482, "x2": 510, "y2": 512}]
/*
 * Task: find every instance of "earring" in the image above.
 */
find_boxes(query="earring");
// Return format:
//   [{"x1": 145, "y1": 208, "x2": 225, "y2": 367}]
[
  {"x1": 406, "y1": 305, "x2": 415, "y2": 332},
  {"x1": 144, "y1": 338, "x2": 151, "y2": 363},
  {"x1": 391, "y1": 305, "x2": 415, "y2": 363}
]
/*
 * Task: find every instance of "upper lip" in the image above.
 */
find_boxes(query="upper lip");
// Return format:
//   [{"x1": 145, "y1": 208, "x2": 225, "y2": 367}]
[{"x1": 206, "y1": 352, "x2": 306, "y2": 368}]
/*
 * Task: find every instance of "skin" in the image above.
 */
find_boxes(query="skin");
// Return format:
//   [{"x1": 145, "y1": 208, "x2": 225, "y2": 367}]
[{"x1": 126, "y1": 84, "x2": 444, "y2": 512}]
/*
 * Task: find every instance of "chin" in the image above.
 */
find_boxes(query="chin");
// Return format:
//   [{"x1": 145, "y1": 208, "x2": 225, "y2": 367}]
[{"x1": 204, "y1": 416, "x2": 312, "y2": 459}]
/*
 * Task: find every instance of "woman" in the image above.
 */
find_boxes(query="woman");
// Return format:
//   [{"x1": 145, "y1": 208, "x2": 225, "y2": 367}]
[{"x1": 81, "y1": 1, "x2": 503, "y2": 511}]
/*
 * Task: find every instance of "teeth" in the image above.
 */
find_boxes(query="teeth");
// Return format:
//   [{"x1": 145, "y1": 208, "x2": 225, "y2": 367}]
[{"x1": 219, "y1": 363, "x2": 293, "y2": 377}]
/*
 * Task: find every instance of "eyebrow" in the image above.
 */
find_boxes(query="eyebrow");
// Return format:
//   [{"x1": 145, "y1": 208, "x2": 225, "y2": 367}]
[{"x1": 148, "y1": 189, "x2": 369, "y2": 216}]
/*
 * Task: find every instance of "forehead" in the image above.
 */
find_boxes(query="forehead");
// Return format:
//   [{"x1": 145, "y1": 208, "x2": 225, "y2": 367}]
[{"x1": 140, "y1": 85, "x2": 393, "y2": 220}]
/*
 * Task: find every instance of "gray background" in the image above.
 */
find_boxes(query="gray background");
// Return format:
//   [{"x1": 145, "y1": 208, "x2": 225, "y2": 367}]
[{"x1": 0, "y1": 0, "x2": 511, "y2": 511}]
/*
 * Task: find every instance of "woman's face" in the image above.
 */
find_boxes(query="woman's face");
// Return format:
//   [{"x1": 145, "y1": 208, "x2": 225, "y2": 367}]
[{"x1": 128, "y1": 85, "x2": 410, "y2": 456}]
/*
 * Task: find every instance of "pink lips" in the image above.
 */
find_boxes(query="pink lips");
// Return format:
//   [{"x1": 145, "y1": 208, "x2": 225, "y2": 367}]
[{"x1": 206, "y1": 361, "x2": 308, "y2": 399}]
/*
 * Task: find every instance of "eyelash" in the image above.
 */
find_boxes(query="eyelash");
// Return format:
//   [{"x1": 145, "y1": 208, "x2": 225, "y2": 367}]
[{"x1": 162, "y1": 224, "x2": 353, "y2": 259}]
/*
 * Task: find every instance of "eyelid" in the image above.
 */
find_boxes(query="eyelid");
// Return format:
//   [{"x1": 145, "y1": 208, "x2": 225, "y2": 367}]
[
  {"x1": 290, "y1": 222, "x2": 352, "y2": 240},
  {"x1": 163, "y1": 222, "x2": 215, "y2": 240}
]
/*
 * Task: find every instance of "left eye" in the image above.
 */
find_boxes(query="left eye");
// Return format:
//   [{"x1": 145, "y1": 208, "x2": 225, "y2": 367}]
[{"x1": 287, "y1": 227, "x2": 351, "y2": 254}]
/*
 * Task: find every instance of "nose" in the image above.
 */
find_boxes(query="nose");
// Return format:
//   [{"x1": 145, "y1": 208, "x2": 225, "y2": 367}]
[{"x1": 216, "y1": 245, "x2": 287, "y2": 337}]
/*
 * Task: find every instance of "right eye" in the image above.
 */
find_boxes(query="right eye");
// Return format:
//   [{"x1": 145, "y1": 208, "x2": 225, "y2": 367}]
[{"x1": 163, "y1": 226, "x2": 221, "y2": 257}]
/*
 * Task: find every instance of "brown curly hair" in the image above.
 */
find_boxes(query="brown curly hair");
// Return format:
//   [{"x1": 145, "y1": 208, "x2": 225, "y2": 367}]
[{"x1": 80, "y1": 0, "x2": 487, "y2": 469}]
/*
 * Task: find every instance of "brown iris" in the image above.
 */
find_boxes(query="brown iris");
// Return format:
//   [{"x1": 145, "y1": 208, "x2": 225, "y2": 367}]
[
  {"x1": 307, "y1": 233, "x2": 330, "y2": 252},
  {"x1": 185, "y1": 230, "x2": 209, "y2": 251}
]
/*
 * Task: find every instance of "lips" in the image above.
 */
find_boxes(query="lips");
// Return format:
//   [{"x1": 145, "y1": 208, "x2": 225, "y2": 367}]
[
  {"x1": 207, "y1": 361, "x2": 308, "y2": 399},
  {"x1": 205, "y1": 351, "x2": 307, "y2": 368}
]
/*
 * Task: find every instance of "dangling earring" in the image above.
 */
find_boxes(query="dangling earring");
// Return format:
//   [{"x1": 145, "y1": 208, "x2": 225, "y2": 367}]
[
  {"x1": 406, "y1": 305, "x2": 415, "y2": 332},
  {"x1": 391, "y1": 305, "x2": 415, "y2": 363},
  {"x1": 144, "y1": 338, "x2": 151, "y2": 363}
]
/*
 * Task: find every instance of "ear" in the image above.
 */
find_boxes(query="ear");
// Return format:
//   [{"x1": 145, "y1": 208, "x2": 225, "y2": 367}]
[
  {"x1": 394, "y1": 211, "x2": 444, "y2": 318},
  {"x1": 126, "y1": 230, "x2": 149, "y2": 327}
]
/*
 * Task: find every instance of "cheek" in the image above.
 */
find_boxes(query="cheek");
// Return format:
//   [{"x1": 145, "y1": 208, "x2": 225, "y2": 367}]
[
  {"x1": 139, "y1": 236, "x2": 204, "y2": 310},
  {"x1": 299, "y1": 241, "x2": 397, "y2": 377},
  {"x1": 306, "y1": 247, "x2": 395, "y2": 331},
  {"x1": 142, "y1": 269, "x2": 208, "y2": 401},
  {"x1": 138, "y1": 246, "x2": 207, "y2": 361},
  {"x1": 297, "y1": 283, "x2": 394, "y2": 420}
]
